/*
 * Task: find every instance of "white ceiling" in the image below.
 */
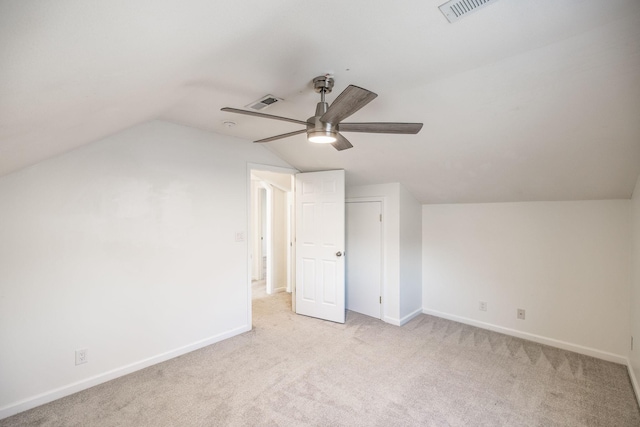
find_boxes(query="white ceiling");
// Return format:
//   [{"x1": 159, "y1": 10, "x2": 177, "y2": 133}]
[{"x1": 1, "y1": 0, "x2": 639, "y2": 203}]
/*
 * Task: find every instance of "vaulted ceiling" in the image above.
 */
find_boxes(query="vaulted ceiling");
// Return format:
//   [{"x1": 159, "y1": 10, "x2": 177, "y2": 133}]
[{"x1": 1, "y1": 0, "x2": 639, "y2": 203}]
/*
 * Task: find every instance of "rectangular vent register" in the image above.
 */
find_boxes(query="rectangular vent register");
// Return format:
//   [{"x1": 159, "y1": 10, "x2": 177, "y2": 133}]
[
  {"x1": 246, "y1": 94, "x2": 282, "y2": 111},
  {"x1": 439, "y1": 0, "x2": 500, "y2": 23}
]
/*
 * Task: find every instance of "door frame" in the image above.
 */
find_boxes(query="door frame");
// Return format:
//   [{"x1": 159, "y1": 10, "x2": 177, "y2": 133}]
[
  {"x1": 346, "y1": 196, "x2": 385, "y2": 321},
  {"x1": 246, "y1": 163, "x2": 298, "y2": 328},
  {"x1": 259, "y1": 180, "x2": 272, "y2": 291},
  {"x1": 252, "y1": 181, "x2": 269, "y2": 283}
]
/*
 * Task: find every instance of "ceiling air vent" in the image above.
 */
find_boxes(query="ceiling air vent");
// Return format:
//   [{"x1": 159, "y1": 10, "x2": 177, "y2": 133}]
[
  {"x1": 246, "y1": 94, "x2": 282, "y2": 111},
  {"x1": 439, "y1": 0, "x2": 500, "y2": 23}
]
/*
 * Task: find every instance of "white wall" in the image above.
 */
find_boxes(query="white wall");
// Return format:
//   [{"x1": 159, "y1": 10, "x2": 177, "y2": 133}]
[
  {"x1": 422, "y1": 200, "x2": 631, "y2": 362},
  {"x1": 0, "y1": 120, "x2": 291, "y2": 418},
  {"x1": 399, "y1": 185, "x2": 422, "y2": 321},
  {"x1": 630, "y1": 175, "x2": 640, "y2": 394}
]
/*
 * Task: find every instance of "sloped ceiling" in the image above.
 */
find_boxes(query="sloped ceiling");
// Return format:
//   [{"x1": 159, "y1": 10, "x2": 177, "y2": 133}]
[{"x1": 1, "y1": 0, "x2": 639, "y2": 203}]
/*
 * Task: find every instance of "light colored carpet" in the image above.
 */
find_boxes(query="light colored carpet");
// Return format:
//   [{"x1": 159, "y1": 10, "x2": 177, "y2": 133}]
[{"x1": 2, "y1": 288, "x2": 639, "y2": 426}]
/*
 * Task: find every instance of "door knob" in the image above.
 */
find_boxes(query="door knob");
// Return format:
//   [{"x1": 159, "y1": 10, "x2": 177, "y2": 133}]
[{"x1": 336, "y1": 251, "x2": 342, "y2": 257}]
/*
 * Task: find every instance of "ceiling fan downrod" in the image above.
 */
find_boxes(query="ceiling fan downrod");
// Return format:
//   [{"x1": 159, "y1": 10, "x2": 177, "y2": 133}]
[{"x1": 312, "y1": 75, "x2": 334, "y2": 117}]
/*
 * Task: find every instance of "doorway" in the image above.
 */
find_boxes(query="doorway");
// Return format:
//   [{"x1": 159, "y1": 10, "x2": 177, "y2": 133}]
[
  {"x1": 249, "y1": 166, "x2": 296, "y2": 311},
  {"x1": 247, "y1": 165, "x2": 384, "y2": 326}
]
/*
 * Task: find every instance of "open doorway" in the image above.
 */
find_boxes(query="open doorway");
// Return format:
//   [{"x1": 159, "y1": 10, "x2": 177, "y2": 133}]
[
  {"x1": 247, "y1": 165, "x2": 384, "y2": 326},
  {"x1": 248, "y1": 166, "x2": 296, "y2": 314}
]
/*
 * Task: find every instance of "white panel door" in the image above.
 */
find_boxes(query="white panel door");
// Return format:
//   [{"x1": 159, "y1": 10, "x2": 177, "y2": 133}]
[
  {"x1": 346, "y1": 201, "x2": 382, "y2": 319},
  {"x1": 295, "y1": 170, "x2": 345, "y2": 323}
]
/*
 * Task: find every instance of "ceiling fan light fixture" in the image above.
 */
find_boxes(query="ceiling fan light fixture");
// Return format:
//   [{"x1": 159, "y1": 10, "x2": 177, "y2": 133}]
[{"x1": 308, "y1": 130, "x2": 337, "y2": 144}]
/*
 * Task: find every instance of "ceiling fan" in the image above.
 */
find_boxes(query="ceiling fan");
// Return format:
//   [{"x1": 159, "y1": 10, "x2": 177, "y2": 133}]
[{"x1": 221, "y1": 76, "x2": 423, "y2": 151}]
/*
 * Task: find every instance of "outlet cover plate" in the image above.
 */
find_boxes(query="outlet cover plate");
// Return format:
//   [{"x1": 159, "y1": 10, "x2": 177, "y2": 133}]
[
  {"x1": 75, "y1": 348, "x2": 88, "y2": 365},
  {"x1": 517, "y1": 309, "x2": 526, "y2": 320},
  {"x1": 479, "y1": 301, "x2": 487, "y2": 311}
]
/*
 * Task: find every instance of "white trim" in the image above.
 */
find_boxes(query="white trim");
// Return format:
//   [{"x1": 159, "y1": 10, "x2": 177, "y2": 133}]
[
  {"x1": 399, "y1": 308, "x2": 423, "y2": 326},
  {"x1": 627, "y1": 358, "x2": 640, "y2": 407},
  {"x1": 384, "y1": 308, "x2": 423, "y2": 327},
  {"x1": 422, "y1": 308, "x2": 627, "y2": 365},
  {"x1": 246, "y1": 163, "x2": 299, "y2": 175},
  {"x1": 263, "y1": 182, "x2": 274, "y2": 294},
  {"x1": 346, "y1": 197, "x2": 386, "y2": 203},
  {"x1": 286, "y1": 191, "x2": 293, "y2": 293},
  {"x1": 384, "y1": 316, "x2": 401, "y2": 326},
  {"x1": 0, "y1": 325, "x2": 250, "y2": 421}
]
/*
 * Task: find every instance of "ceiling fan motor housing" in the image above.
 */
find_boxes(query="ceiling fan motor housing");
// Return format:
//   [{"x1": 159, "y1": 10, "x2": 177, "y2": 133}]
[{"x1": 313, "y1": 75, "x2": 334, "y2": 94}]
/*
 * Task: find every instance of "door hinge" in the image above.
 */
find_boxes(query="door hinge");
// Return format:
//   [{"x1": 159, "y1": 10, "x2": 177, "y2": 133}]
[
  {"x1": 632, "y1": 336, "x2": 634, "y2": 351},
  {"x1": 379, "y1": 296, "x2": 382, "y2": 304},
  {"x1": 379, "y1": 214, "x2": 382, "y2": 222}
]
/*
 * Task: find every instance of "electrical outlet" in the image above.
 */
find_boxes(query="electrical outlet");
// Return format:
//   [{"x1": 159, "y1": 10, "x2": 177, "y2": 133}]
[
  {"x1": 479, "y1": 301, "x2": 487, "y2": 311},
  {"x1": 75, "y1": 348, "x2": 88, "y2": 365},
  {"x1": 517, "y1": 309, "x2": 526, "y2": 320}
]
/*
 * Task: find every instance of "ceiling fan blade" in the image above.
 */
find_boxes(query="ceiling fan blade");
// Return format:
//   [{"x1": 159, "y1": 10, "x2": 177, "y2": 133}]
[
  {"x1": 339, "y1": 122, "x2": 423, "y2": 134},
  {"x1": 331, "y1": 133, "x2": 353, "y2": 151},
  {"x1": 221, "y1": 107, "x2": 308, "y2": 126},
  {"x1": 320, "y1": 85, "x2": 378, "y2": 124},
  {"x1": 254, "y1": 129, "x2": 306, "y2": 143}
]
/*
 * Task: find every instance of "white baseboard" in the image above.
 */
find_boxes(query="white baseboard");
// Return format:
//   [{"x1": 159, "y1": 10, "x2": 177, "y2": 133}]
[
  {"x1": 422, "y1": 309, "x2": 626, "y2": 365},
  {"x1": 0, "y1": 324, "x2": 251, "y2": 421},
  {"x1": 400, "y1": 308, "x2": 423, "y2": 326},
  {"x1": 627, "y1": 358, "x2": 640, "y2": 407},
  {"x1": 384, "y1": 308, "x2": 423, "y2": 327},
  {"x1": 384, "y1": 316, "x2": 401, "y2": 326}
]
